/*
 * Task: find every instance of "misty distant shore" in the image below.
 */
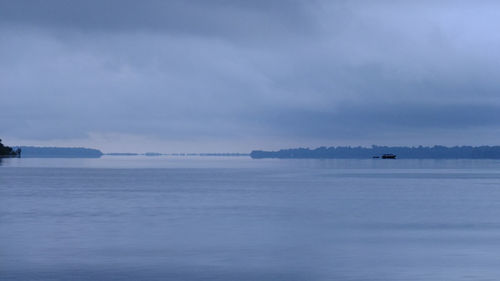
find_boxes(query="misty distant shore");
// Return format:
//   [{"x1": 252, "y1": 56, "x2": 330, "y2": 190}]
[
  {"x1": 11, "y1": 145, "x2": 500, "y2": 159},
  {"x1": 16, "y1": 146, "x2": 104, "y2": 158},
  {"x1": 251, "y1": 145, "x2": 500, "y2": 159},
  {"x1": 13, "y1": 147, "x2": 248, "y2": 158},
  {"x1": 105, "y1": 153, "x2": 249, "y2": 157}
]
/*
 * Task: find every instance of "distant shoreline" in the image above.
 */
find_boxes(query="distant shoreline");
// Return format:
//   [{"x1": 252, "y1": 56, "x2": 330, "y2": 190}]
[
  {"x1": 251, "y1": 145, "x2": 500, "y2": 159},
  {"x1": 10, "y1": 146, "x2": 249, "y2": 158},
  {"x1": 105, "y1": 153, "x2": 250, "y2": 157},
  {"x1": 9, "y1": 144, "x2": 500, "y2": 159},
  {"x1": 15, "y1": 146, "x2": 103, "y2": 158}
]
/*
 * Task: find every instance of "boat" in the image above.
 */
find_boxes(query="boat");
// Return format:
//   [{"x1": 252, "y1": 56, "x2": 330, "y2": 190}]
[{"x1": 381, "y1": 154, "x2": 396, "y2": 159}]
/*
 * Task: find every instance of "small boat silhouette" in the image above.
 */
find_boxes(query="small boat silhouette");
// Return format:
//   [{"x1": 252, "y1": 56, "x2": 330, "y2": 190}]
[{"x1": 381, "y1": 154, "x2": 396, "y2": 159}]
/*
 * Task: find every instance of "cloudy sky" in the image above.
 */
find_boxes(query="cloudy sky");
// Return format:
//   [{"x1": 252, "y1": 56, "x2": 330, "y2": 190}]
[{"x1": 1, "y1": 1, "x2": 499, "y2": 152}]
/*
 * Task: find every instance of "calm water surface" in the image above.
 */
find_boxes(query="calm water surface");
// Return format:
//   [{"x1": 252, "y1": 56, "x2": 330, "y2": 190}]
[{"x1": 1, "y1": 156, "x2": 500, "y2": 281}]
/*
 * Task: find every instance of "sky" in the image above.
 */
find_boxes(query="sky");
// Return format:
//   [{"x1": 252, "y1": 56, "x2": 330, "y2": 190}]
[{"x1": 1, "y1": 0, "x2": 500, "y2": 153}]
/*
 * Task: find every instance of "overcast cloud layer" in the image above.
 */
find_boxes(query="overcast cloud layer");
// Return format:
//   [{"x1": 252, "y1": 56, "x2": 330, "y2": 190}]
[{"x1": 1, "y1": 1, "x2": 499, "y2": 152}]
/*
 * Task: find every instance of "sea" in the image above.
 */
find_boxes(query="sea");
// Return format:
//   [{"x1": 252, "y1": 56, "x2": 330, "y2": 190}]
[{"x1": 1, "y1": 156, "x2": 500, "y2": 281}]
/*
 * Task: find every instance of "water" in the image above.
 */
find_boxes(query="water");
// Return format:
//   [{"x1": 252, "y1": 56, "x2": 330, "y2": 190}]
[{"x1": 1, "y1": 156, "x2": 500, "y2": 281}]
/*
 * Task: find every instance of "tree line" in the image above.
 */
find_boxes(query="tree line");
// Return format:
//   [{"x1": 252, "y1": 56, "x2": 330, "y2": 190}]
[
  {"x1": 250, "y1": 145, "x2": 500, "y2": 159},
  {"x1": 0, "y1": 139, "x2": 21, "y2": 157}
]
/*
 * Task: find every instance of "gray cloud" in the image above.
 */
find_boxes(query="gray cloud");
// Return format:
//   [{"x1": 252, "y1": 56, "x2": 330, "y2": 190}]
[
  {"x1": 1, "y1": 1, "x2": 500, "y2": 151},
  {"x1": 0, "y1": 0, "x2": 315, "y2": 42}
]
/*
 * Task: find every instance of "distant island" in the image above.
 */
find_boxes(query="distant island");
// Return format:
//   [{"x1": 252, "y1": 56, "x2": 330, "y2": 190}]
[
  {"x1": 0, "y1": 139, "x2": 21, "y2": 157},
  {"x1": 251, "y1": 145, "x2": 500, "y2": 159},
  {"x1": 17, "y1": 146, "x2": 103, "y2": 158}
]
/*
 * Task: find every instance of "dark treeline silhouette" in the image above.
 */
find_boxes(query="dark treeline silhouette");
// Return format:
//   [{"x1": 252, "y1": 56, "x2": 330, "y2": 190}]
[
  {"x1": 251, "y1": 145, "x2": 500, "y2": 159},
  {"x1": 0, "y1": 139, "x2": 21, "y2": 157},
  {"x1": 17, "y1": 146, "x2": 103, "y2": 158}
]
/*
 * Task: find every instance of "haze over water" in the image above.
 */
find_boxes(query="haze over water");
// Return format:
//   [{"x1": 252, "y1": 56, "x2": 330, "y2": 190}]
[{"x1": 2, "y1": 156, "x2": 500, "y2": 280}]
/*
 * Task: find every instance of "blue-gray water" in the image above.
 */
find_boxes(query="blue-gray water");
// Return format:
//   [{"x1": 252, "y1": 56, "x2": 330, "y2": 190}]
[{"x1": 2, "y1": 156, "x2": 500, "y2": 281}]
